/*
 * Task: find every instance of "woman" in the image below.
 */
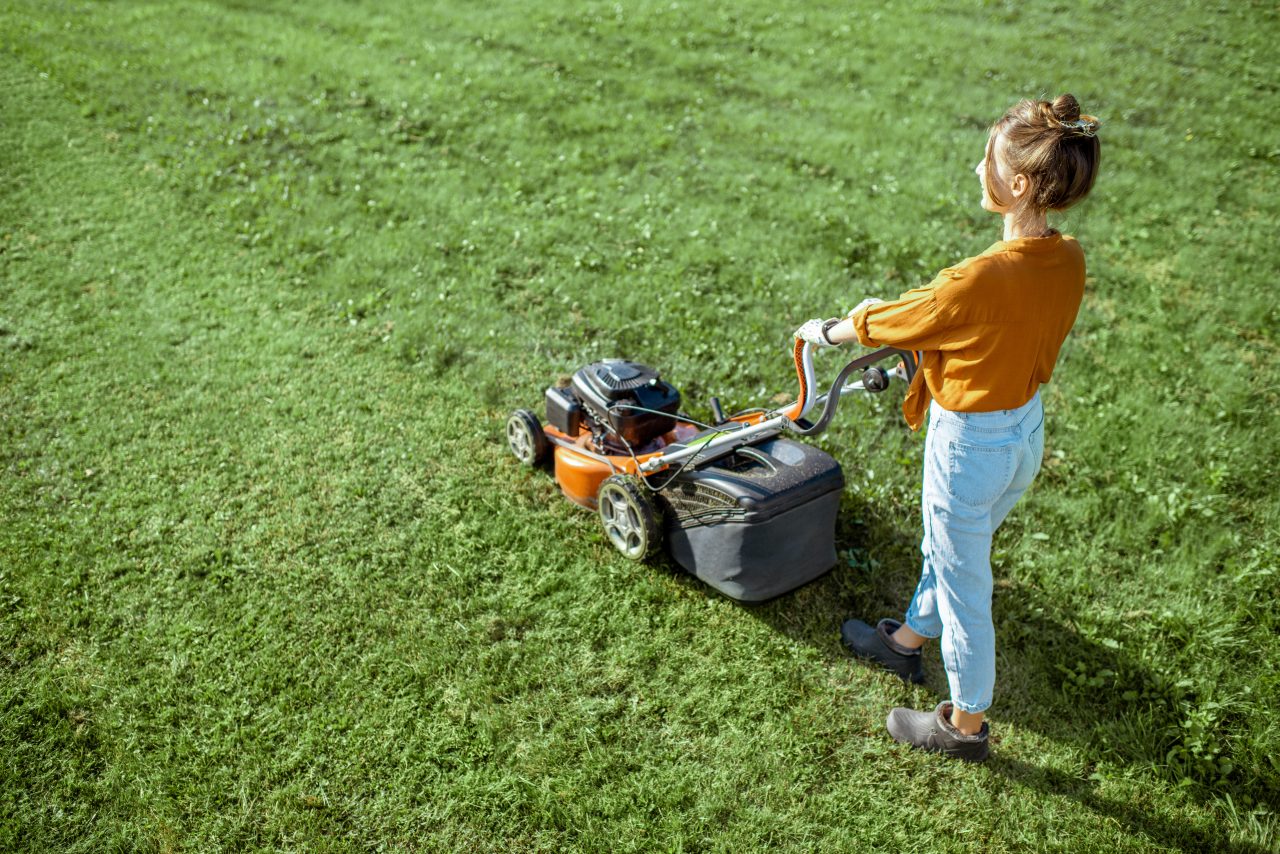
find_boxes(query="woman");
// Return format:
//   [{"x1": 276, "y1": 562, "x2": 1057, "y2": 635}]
[{"x1": 795, "y1": 94, "x2": 1102, "y2": 761}]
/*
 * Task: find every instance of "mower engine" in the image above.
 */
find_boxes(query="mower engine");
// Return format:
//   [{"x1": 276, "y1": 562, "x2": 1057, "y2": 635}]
[{"x1": 545, "y1": 359, "x2": 681, "y2": 452}]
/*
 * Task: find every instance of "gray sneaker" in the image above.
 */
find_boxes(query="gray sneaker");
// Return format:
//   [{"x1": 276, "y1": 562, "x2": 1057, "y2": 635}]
[
  {"x1": 886, "y1": 701, "x2": 990, "y2": 762},
  {"x1": 840, "y1": 618, "x2": 925, "y2": 684}
]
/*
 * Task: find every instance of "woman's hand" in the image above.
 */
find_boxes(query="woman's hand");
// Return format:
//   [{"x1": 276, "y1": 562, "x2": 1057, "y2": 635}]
[{"x1": 794, "y1": 318, "x2": 842, "y2": 347}]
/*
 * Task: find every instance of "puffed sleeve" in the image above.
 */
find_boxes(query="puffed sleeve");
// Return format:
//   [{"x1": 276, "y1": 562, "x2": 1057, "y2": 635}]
[{"x1": 851, "y1": 267, "x2": 966, "y2": 351}]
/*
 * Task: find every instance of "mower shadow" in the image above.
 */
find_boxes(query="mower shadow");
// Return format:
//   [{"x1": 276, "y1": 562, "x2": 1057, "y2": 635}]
[{"x1": 728, "y1": 494, "x2": 1264, "y2": 854}]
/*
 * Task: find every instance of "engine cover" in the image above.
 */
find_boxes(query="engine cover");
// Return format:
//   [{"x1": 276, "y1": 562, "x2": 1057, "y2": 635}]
[{"x1": 571, "y1": 359, "x2": 680, "y2": 446}]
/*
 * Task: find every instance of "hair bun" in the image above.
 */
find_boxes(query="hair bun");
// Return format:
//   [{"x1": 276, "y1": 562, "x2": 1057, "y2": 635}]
[
  {"x1": 1051, "y1": 94, "x2": 1082, "y2": 123},
  {"x1": 992, "y1": 95, "x2": 1101, "y2": 212}
]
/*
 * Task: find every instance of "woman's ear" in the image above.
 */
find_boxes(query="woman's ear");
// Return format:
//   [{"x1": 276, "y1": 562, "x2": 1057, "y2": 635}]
[{"x1": 1010, "y1": 173, "x2": 1031, "y2": 200}]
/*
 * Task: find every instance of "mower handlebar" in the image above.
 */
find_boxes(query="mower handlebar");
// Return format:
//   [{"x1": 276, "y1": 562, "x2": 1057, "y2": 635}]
[
  {"x1": 782, "y1": 343, "x2": 918, "y2": 437},
  {"x1": 635, "y1": 344, "x2": 917, "y2": 475}
]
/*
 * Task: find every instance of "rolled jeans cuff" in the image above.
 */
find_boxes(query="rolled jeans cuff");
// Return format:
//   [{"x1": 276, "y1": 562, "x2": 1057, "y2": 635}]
[
  {"x1": 950, "y1": 697, "x2": 992, "y2": 714},
  {"x1": 903, "y1": 616, "x2": 940, "y2": 640}
]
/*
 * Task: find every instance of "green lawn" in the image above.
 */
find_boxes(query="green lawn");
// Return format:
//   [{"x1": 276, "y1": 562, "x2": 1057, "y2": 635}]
[{"x1": 3, "y1": 1, "x2": 1278, "y2": 850}]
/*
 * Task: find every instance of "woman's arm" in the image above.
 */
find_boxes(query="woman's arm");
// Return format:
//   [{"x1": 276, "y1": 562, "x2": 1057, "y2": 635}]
[
  {"x1": 822, "y1": 315, "x2": 859, "y2": 345},
  {"x1": 842, "y1": 274, "x2": 960, "y2": 352}
]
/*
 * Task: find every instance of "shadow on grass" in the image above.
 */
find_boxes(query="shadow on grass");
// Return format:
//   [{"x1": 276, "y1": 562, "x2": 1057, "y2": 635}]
[
  {"x1": 716, "y1": 497, "x2": 1271, "y2": 854},
  {"x1": 986, "y1": 758, "x2": 1269, "y2": 854}
]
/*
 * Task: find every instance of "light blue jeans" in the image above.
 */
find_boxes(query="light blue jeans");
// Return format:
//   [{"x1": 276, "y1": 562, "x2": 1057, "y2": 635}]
[{"x1": 903, "y1": 391, "x2": 1044, "y2": 713}]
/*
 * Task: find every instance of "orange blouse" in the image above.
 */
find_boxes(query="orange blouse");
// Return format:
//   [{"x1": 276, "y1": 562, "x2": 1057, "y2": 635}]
[{"x1": 852, "y1": 232, "x2": 1086, "y2": 430}]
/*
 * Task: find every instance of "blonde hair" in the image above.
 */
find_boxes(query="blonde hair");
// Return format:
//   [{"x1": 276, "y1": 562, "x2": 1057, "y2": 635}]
[{"x1": 985, "y1": 94, "x2": 1101, "y2": 212}]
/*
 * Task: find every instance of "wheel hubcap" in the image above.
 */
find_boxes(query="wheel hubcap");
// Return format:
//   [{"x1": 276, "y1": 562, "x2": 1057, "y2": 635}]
[
  {"x1": 507, "y1": 418, "x2": 532, "y2": 462},
  {"x1": 601, "y1": 488, "x2": 645, "y2": 558}
]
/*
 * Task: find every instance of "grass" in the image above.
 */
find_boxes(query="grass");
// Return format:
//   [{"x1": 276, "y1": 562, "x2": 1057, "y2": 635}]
[{"x1": 2, "y1": 0, "x2": 1278, "y2": 850}]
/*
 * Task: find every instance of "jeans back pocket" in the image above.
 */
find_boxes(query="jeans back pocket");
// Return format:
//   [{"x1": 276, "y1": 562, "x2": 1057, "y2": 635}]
[{"x1": 946, "y1": 439, "x2": 1018, "y2": 508}]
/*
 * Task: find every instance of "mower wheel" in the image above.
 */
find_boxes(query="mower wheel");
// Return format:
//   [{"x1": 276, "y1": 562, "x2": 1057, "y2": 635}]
[
  {"x1": 506, "y1": 409, "x2": 548, "y2": 466},
  {"x1": 597, "y1": 474, "x2": 662, "y2": 561}
]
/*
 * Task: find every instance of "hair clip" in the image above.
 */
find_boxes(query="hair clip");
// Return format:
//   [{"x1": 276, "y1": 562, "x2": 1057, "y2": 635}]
[{"x1": 1061, "y1": 118, "x2": 1099, "y2": 137}]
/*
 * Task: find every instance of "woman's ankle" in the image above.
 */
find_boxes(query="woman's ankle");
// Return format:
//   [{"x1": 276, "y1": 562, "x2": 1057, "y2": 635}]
[
  {"x1": 950, "y1": 706, "x2": 985, "y2": 736},
  {"x1": 889, "y1": 624, "x2": 927, "y2": 651}
]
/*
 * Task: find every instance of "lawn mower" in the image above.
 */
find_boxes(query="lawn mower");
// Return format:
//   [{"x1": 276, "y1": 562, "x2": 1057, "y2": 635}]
[{"x1": 505, "y1": 339, "x2": 918, "y2": 602}]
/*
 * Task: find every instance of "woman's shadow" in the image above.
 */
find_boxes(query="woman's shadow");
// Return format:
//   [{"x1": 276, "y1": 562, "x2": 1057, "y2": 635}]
[{"x1": 665, "y1": 494, "x2": 1274, "y2": 854}]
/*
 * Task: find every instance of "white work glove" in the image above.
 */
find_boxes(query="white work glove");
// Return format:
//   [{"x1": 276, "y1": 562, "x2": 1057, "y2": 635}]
[
  {"x1": 846, "y1": 297, "x2": 883, "y2": 317},
  {"x1": 794, "y1": 318, "x2": 841, "y2": 347}
]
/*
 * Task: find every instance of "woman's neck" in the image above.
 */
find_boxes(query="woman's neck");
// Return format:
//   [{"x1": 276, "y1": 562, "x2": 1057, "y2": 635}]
[{"x1": 1003, "y1": 207, "x2": 1050, "y2": 241}]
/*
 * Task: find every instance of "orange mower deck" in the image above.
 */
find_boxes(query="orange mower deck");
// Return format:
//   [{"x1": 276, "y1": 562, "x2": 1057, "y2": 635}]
[{"x1": 544, "y1": 411, "x2": 767, "y2": 509}]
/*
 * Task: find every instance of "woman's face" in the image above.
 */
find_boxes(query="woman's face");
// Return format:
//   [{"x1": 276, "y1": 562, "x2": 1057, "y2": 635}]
[{"x1": 975, "y1": 131, "x2": 1018, "y2": 213}]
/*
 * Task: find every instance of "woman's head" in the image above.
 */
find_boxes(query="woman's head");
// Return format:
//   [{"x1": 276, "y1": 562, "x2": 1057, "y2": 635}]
[{"x1": 978, "y1": 94, "x2": 1101, "y2": 215}]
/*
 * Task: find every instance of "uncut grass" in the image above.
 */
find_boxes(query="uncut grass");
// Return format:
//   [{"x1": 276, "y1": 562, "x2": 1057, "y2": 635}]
[{"x1": 3, "y1": 0, "x2": 1279, "y2": 850}]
